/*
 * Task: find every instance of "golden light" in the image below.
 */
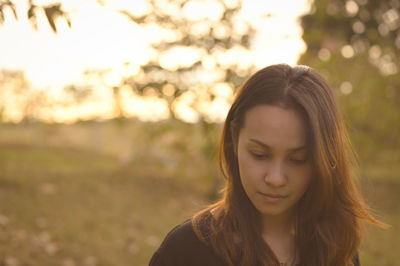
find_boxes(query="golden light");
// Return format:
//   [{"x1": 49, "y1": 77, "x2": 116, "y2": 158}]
[
  {"x1": 159, "y1": 46, "x2": 203, "y2": 71},
  {"x1": 0, "y1": 0, "x2": 312, "y2": 123}
]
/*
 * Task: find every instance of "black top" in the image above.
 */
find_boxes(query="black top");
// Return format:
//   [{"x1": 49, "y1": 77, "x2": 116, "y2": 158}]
[
  {"x1": 149, "y1": 219, "x2": 225, "y2": 266},
  {"x1": 149, "y1": 219, "x2": 361, "y2": 266}
]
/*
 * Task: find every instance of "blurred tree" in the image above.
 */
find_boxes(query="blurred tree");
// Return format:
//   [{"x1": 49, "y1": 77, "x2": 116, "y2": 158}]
[
  {"x1": 119, "y1": 0, "x2": 257, "y2": 195},
  {"x1": 0, "y1": 70, "x2": 50, "y2": 123},
  {"x1": 112, "y1": 0, "x2": 257, "y2": 195},
  {"x1": 36, "y1": 0, "x2": 255, "y2": 194},
  {"x1": 92, "y1": 0, "x2": 257, "y2": 122},
  {"x1": 0, "y1": 0, "x2": 255, "y2": 124},
  {"x1": 299, "y1": 0, "x2": 400, "y2": 161},
  {"x1": 63, "y1": 84, "x2": 93, "y2": 105},
  {"x1": 1, "y1": 0, "x2": 259, "y2": 124}
]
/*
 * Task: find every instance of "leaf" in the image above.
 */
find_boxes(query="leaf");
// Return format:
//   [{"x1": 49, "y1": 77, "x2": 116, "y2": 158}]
[
  {"x1": 27, "y1": 5, "x2": 38, "y2": 30},
  {"x1": 43, "y1": 4, "x2": 67, "y2": 33},
  {"x1": 27, "y1": 5, "x2": 35, "y2": 19},
  {"x1": 44, "y1": 6, "x2": 57, "y2": 33}
]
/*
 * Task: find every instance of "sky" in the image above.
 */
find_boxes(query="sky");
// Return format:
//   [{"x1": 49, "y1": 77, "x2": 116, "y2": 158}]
[{"x1": 0, "y1": 0, "x2": 311, "y2": 123}]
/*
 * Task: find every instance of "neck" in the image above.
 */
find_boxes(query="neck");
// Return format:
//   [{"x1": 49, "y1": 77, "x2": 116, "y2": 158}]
[
  {"x1": 261, "y1": 210, "x2": 297, "y2": 265},
  {"x1": 261, "y1": 210, "x2": 294, "y2": 236}
]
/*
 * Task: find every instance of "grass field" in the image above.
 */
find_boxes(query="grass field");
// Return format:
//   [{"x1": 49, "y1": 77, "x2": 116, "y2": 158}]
[{"x1": 0, "y1": 121, "x2": 398, "y2": 266}]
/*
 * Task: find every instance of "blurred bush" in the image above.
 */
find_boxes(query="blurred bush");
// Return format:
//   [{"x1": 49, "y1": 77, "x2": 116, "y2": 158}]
[{"x1": 299, "y1": 0, "x2": 400, "y2": 164}]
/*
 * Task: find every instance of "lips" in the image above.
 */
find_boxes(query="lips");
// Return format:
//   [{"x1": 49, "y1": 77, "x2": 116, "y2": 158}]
[{"x1": 258, "y1": 192, "x2": 287, "y2": 203}]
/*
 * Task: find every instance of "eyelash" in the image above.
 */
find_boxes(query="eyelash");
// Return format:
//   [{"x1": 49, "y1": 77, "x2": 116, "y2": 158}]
[
  {"x1": 250, "y1": 151, "x2": 308, "y2": 164},
  {"x1": 250, "y1": 152, "x2": 270, "y2": 160},
  {"x1": 289, "y1": 158, "x2": 307, "y2": 164}
]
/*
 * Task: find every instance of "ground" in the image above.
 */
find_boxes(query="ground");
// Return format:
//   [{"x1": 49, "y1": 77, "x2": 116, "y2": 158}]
[{"x1": 0, "y1": 121, "x2": 398, "y2": 266}]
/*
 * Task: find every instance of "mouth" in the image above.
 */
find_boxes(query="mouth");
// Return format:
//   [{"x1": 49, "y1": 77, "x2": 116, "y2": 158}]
[{"x1": 258, "y1": 192, "x2": 288, "y2": 202}]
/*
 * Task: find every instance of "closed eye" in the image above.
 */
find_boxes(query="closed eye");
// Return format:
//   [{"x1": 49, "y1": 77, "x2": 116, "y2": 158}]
[
  {"x1": 289, "y1": 157, "x2": 308, "y2": 164},
  {"x1": 250, "y1": 151, "x2": 270, "y2": 160}
]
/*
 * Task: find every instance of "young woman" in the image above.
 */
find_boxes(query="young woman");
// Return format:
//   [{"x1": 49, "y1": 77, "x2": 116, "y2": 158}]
[{"x1": 149, "y1": 64, "x2": 382, "y2": 266}]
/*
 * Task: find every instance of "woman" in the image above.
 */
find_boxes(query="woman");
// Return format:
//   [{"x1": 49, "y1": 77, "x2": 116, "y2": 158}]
[{"x1": 149, "y1": 64, "x2": 382, "y2": 266}]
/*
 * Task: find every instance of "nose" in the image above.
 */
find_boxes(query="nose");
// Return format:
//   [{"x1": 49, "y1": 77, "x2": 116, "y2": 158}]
[{"x1": 264, "y1": 162, "x2": 287, "y2": 187}]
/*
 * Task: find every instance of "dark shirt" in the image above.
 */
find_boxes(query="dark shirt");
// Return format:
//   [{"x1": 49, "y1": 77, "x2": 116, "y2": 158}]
[
  {"x1": 149, "y1": 219, "x2": 361, "y2": 266},
  {"x1": 150, "y1": 219, "x2": 224, "y2": 266}
]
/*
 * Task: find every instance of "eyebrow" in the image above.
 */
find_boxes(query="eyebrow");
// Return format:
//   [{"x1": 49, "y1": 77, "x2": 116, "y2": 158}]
[{"x1": 249, "y1": 138, "x2": 307, "y2": 152}]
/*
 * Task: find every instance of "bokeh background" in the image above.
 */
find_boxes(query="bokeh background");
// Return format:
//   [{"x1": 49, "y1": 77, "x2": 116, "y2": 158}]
[{"x1": 0, "y1": 0, "x2": 399, "y2": 265}]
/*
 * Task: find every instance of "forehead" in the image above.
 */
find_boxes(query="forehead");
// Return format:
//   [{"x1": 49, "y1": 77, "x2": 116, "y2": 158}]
[{"x1": 240, "y1": 105, "x2": 307, "y2": 149}]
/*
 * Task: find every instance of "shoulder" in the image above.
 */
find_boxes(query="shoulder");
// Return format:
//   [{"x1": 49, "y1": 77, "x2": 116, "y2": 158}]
[
  {"x1": 156, "y1": 219, "x2": 200, "y2": 253},
  {"x1": 149, "y1": 219, "x2": 225, "y2": 266}
]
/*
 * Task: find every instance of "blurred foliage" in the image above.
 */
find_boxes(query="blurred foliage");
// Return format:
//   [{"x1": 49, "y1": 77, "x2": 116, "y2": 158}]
[
  {"x1": 0, "y1": 70, "x2": 92, "y2": 123},
  {"x1": 82, "y1": 0, "x2": 257, "y2": 121},
  {"x1": 299, "y1": 0, "x2": 400, "y2": 162},
  {"x1": 0, "y1": 0, "x2": 71, "y2": 32},
  {"x1": 0, "y1": 70, "x2": 47, "y2": 123},
  {"x1": 1, "y1": 0, "x2": 398, "y2": 161},
  {"x1": 119, "y1": 0, "x2": 255, "y2": 91},
  {"x1": 1, "y1": 0, "x2": 257, "y2": 121}
]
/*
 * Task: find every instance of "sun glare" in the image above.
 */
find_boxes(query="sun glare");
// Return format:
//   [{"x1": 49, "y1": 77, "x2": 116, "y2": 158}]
[{"x1": 0, "y1": 0, "x2": 311, "y2": 123}]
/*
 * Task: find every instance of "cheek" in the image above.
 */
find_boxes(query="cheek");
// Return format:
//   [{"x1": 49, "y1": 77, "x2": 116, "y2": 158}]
[
  {"x1": 291, "y1": 166, "x2": 312, "y2": 193},
  {"x1": 238, "y1": 151, "x2": 263, "y2": 177},
  {"x1": 237, "y1": 152, "x2": 261, "y2": 190}
]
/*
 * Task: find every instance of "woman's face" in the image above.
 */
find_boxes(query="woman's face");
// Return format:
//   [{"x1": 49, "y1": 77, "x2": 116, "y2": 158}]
[{"x1": 237, "y1": 104, "x2": 312, "y2": 220}]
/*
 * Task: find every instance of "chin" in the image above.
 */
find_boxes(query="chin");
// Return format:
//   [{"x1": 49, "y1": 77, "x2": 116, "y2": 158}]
[{"x1": 255, "y1": 206, "x2": 288, "y2": 217}]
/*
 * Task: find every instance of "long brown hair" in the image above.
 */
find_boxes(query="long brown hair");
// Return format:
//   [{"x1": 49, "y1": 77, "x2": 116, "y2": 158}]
[{"x1": 192, "y1": 64, "x2": 383, "y2": 266}]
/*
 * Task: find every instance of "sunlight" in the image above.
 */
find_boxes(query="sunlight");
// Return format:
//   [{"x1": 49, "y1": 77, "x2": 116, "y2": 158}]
[
  {"x1": 103, "y1": 0, "x2": 152, "y2": 16},
  {"x1": 159, "y1": 46, "x2": 204, "y2": 71},
  {"x1": 121, "y1": 86, "x2": 170, "y2": 121},
  {"x1": 172, "y1": 91, "x2": 200, "y2": 123},
  {"x1": 0, "y1": 0, "x2": 312, "y2": 123},
  {"x1": 183, "y1": 0, "x2": 224, "y2": 21}
]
